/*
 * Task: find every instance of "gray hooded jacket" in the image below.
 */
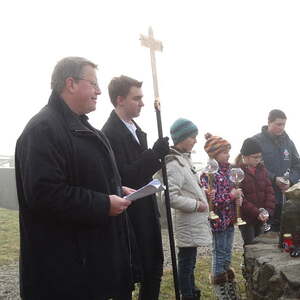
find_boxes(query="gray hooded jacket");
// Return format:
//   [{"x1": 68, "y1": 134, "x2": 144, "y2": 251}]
[{"x1": 155, "y1": 148, "x2": 212, "y2": 248}]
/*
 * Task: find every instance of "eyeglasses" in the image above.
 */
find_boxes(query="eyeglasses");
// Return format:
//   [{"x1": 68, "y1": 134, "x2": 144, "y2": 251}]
[
  {"x1": 249, "y1": 154, "x2": 262, "y2": 160},
  {"x1": 73, "y1": 77, "x2": 100, "y2": 90}
]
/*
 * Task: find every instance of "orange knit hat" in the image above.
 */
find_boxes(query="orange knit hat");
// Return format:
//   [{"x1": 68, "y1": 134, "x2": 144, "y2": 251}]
[{"x1": 204, "y1": 133, "x2": 231, "y2": 158}]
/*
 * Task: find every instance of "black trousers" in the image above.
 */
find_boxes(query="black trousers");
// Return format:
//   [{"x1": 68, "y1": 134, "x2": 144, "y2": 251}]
[
  {"x1": 137, "y1": 262, "x2": 163, "y2": 300},
  {"x1": 127, "y1": 206, "x2": 164, "y2": 300},
  {"x1": 239, "y1": 223, "x2": 263, "y2": 245},
  {"x1": 105, "y1": 290, "x2": 133, "y2": 300}
]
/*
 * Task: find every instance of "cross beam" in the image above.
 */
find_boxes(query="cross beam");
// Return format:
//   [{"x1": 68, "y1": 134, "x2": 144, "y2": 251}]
[{"x1": 140, "y1": 27, "x2": 163, "y2": 101}]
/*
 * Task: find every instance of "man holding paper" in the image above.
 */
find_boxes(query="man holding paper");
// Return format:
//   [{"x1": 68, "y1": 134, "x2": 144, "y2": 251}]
[
  {"x1": 102, "y1": 75, "x2": 169, "y2": 300},
  {"x1": 15, "y1": 57, "x2": 135, "y2": 300}
]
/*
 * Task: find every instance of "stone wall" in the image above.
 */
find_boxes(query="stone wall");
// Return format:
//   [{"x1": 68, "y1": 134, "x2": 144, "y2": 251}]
[{"x1": 243, "y1": 233, "x2": 300, "y2": 299}]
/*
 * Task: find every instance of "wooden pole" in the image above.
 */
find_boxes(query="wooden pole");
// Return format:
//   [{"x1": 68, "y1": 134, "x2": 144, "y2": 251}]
[{"x1": 140, "y1": 27, "x2": 180, "y2": 300}]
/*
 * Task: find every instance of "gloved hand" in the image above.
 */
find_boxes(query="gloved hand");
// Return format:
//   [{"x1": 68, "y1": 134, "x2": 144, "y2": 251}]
[{"x1": 152, "y1": 137, "x2": 169, "y2": 159}]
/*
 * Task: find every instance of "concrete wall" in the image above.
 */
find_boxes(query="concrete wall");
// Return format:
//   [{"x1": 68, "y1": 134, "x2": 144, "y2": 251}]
[{"x1": 0, "y1": 168, "x2": 18, "y2": 210}]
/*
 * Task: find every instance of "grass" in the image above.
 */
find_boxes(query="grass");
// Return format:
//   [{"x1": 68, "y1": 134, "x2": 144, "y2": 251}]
[
  {"x1": 0, "y1": 208, "x2": 19, "y2": 266},
  {"x1": 0, "y1": 208, "x2": 246, "y2": 299},
  {"x1": 133, "y1": 251, "x2": 246, "y2": 300}
]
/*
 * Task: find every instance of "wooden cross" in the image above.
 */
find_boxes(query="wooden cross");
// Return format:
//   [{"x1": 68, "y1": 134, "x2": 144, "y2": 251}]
[
  {"x1": 140, "y1": 27, "x2": 163, "y2": 111},
  {"x1": 140, "y1": 27, "x2": 181, "y2": 300}
]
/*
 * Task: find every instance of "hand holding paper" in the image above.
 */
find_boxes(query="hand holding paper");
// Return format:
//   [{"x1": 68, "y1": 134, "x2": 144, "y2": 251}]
[{"x1": 122, "y1": 186, "x2": 136, "y2": 196}]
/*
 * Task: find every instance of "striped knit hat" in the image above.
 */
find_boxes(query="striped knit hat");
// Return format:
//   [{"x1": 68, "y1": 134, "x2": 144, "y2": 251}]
[
  {"x1": 170, "y1": 118, "x2": 198, "y2": 145},
  {"x1": 204, "y1": 133, "x2": 231, "y2": 158}
]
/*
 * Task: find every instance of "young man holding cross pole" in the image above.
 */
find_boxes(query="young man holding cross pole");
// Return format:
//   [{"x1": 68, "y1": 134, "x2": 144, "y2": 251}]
[{"x1": 102, "y1": 75, "x2": 169, "y2": 300}]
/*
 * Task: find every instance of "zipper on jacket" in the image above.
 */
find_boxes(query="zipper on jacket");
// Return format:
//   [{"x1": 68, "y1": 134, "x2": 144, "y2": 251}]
[{"x1": 72, "y1": 129, "x2": 95, "y2": 136}]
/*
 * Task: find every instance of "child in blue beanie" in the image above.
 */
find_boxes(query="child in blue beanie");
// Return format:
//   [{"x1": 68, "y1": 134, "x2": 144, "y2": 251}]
[{"x1": 157, "y1": 118, "x2": 211, "y2": 300}]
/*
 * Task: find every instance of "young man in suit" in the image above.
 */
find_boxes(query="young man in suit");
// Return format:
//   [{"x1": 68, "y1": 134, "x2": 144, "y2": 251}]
[{"x1": 102, "y1": 75, "x2": 169, "y2": 300}]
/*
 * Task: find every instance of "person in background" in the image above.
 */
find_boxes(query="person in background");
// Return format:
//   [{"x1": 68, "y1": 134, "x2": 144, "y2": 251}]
[
  {"x1": 15, "y1": 57, "x2": 135, "y2": 300},
  {"x1": 253, "y1": 109, "x2": 300, "y2": 232},
  {"x1": 201, "y1": 133, "x2": 242, "y2": 300},
  {"x1": 102, "y1": 75, "x2": 169, "y2": 300},
  {"x1": 235, "y1": 138, "x2": 275, "y2": 245},
  {"x1": 156, "y1": 118, "x2": 211, "y2": 300}
]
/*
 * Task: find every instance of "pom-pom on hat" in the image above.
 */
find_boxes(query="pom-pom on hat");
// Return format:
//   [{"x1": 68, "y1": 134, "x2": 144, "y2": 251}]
[
  {"x1": 240, "y1": 138, "x2": 262, "y2": 156},
  {"x1": 170, "y1": 118, "x2": 198, "y2": 145},
  {"x1": 204, "y1": 133, "x2": 231, "y2": 158}
]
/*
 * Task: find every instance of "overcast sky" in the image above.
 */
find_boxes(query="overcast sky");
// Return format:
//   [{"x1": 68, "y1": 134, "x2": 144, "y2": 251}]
[{"x1": 1, "y1": 0, "x2": 300, "y2": 164}]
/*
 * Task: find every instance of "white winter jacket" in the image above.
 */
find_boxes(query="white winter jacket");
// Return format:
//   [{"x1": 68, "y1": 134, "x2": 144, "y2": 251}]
[{"x1": 156, "y1": 148, "x2": 212, "y2": 248}]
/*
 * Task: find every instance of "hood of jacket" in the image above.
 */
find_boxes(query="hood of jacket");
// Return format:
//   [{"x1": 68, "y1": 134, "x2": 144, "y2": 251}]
[{"x1": 165, "y1": 147, "x2": 195, "y2": 168}]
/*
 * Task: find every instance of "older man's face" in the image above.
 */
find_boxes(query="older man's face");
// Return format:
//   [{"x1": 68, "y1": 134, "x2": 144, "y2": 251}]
[
  {"x1": 73, "y1": 65, "x2": 101, "y2": 114},
  {"x1": 268, "y1": 118, "x2": 286, "y2": 136}
]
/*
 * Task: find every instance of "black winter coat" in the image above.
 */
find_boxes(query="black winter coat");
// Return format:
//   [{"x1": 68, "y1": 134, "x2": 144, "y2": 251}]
[
  {"x1": 15, "y1": 92, "x2": 133, "y2": 300},
  {"x1": 102, "y1": 111, "x2": 163, "y2": 281}
]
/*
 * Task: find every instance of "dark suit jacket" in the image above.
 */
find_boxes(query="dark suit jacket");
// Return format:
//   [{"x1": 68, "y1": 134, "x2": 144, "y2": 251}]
[{"x1": 102, "y1": 110, "x2": 163, "y2": 280}]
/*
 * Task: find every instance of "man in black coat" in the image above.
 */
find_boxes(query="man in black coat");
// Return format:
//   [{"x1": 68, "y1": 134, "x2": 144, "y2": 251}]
[
  {"x1": 15, "y1": 57, "x2": 135, "y2": 300},
  {"x1": 102, "y1": 75, "x2": 169, "y2": 300}
]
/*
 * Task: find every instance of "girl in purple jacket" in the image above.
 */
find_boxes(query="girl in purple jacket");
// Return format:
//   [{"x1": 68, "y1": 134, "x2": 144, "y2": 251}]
[{"x1": 202, "y1": 133, "x2": 242, "y2": 300}]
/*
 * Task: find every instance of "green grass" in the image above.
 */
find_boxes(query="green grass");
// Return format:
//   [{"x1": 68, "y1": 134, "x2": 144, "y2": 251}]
[
  {"x1": 133, "y1": 251, "x2": 246, "y2": 300},
  {"x1": 0, "y1": 208, "x2": 246, "y2": 299},
  {"x1": 0, "y1": 208, "x2": 19, "y2": 266}
]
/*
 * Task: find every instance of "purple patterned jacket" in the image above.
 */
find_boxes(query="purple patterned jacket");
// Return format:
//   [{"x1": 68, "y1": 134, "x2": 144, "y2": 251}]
[{"x1": 201, "y1": 162, "x2": 236, "y2": 232}]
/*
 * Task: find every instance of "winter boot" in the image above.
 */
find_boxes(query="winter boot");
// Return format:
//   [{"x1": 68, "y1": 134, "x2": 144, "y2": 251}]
[
  {"x1": 212, "y1": 273, "x2": 229, "y2": 300},
  {"x1": 225, "y1": 268, "x2": 240, "y2": 300}
]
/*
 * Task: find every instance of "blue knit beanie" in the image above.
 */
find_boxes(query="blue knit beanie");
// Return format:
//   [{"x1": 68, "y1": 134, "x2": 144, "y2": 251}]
[{"x1": 170, "y1": 118, "x2": 198, "y2": 145}]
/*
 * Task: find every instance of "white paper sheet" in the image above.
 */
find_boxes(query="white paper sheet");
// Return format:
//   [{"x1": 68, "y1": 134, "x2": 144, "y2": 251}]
[{"x1": 124, "y1": 179, "x2": 165, "y2": 201}]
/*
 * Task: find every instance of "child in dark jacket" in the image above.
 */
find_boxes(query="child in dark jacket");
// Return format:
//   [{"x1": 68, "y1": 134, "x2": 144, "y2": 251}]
[
  {"x1": 201, "y1": 133, "x2": 242, "y2": 300},
  {"x1": 235, "y1": 138, "x2": 276, "y2": 245}
]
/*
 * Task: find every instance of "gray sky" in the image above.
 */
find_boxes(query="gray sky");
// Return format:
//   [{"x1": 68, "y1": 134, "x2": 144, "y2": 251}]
[{"x1": 1, "y1": 0, "x2": 300, "y2": 164}]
